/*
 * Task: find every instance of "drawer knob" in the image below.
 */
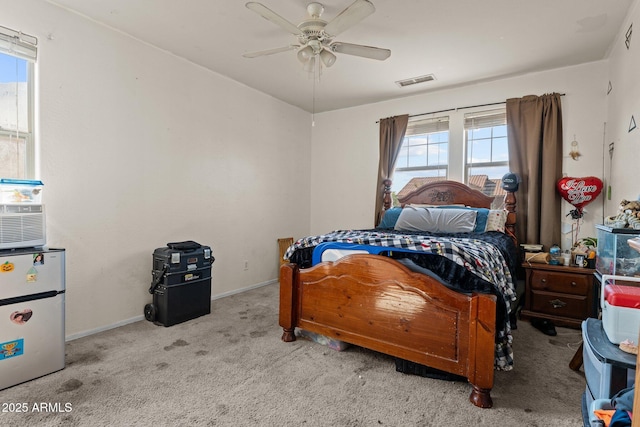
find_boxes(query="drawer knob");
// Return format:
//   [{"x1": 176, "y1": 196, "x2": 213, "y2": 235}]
[
  {"x1": 571, "y1": 281, "x2": 577, "y2": 287},
  {"x1": 549, "y1": 299, "x2": 567, "y2": 309}
]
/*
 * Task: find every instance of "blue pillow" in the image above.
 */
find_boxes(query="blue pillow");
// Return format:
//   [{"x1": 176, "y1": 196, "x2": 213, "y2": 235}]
[
  {"x1": 473, "y1": 208, "x2": 489, "y2": 232},
  {"x1": 377, "y1": 207, "x2": 403, "y2": 229}
]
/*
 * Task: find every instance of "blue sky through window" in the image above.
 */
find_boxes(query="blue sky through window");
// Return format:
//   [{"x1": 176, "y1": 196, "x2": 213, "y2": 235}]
[{"x1": 0, "y1": 53, "x2": 27, "y2": 83}]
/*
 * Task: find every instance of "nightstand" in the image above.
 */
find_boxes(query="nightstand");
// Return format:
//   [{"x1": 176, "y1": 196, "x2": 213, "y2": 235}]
[{"x1": 521, "y1": 262, "x2": 597, "y2": 328}]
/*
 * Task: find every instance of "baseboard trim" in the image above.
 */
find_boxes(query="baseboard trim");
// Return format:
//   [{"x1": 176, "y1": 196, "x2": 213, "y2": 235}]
[
  {"x1": 211, "y1": 279, "x2": 277, "y2": 301},
  {"x1": 65, "y1": 315, "x2": 145, "y2": 342},
  {"x1": 65, "y1": 279, "x2": 278, "y2": 342}
]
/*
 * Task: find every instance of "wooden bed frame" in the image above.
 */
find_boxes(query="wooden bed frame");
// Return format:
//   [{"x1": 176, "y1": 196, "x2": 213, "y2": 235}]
[{"x1": 279, "y1": 180, "x2": 517, "y2": 408}]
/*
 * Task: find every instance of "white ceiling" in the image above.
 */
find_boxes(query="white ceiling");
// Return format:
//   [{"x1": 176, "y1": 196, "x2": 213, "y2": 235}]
[{"x1": 47, "y1": 0, "x2": 634, "y2": 113}]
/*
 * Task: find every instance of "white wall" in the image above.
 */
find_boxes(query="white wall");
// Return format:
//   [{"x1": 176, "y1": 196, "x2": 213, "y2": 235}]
[
  {"x1": 2, "y1": 0, "x2": 312, "y2": 338},
  {"x1": 311, "y1": 62, "x2": 609, "y2": 250},
  {"x1": 606, "y1": 0, "x2": 640, "y2": 213}
]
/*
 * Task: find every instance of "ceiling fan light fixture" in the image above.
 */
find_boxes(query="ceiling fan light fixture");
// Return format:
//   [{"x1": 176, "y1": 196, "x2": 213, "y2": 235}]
[
  {"x1": 297, "y1": 45, "x2": 315, "y2": 63},
  {"x1": 319, "y1": 49, "x2": 336, "y2": 67}
]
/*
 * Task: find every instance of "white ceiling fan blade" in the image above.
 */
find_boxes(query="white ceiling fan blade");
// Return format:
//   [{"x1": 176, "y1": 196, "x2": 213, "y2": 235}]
[
  {"x1": 323, "y1": 0, "x2": 375, "y2": 37},
  {"x1": 245, "y1": 2, "x2": 303, "y2": 36},
  {"x1": 330, "y1": 42, "x2": 391, "y2": 61},
  {"x1": 243, "y1": 45, "x2": 299, "y2": 58}
]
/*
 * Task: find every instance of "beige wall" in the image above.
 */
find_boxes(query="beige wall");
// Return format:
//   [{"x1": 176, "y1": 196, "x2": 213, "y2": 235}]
[
  {"x1": 310, "y1": 62, "x2": 609, "y2": 250},
  {"x1": 2, "y1": 0, "x2": 312, "y2": 339},
  {"x1": 605, "y1": 0, "x2": 640, "y2": 215}
]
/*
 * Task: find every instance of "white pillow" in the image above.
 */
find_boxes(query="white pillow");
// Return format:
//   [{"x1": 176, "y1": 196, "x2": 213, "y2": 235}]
[
  {"x1": 394, "y1": 207, "x2": 477, "y2": 233},
  {"x1": 485, "y1": 209, "x2": 508, "y2": 232},
  {"x1": 407, "y1": 203, "x2": 465, "y2": 208}
]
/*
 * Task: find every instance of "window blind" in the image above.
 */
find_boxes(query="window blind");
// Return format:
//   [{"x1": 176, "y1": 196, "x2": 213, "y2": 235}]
[
  {"x1": 464, "y1": 108, "x2": 505, "y2": 129},
  {"x1": 0, "y1": 26, "x2": 37, "y2": 62},
  {"x1": 406, "y1": 116, "x2": 449, "y2": 136}
]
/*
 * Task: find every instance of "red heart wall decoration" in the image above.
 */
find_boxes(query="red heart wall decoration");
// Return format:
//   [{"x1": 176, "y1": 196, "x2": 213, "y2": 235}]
[{"x1": 556, "y1": 176, "x2": 603, "y2": 212}]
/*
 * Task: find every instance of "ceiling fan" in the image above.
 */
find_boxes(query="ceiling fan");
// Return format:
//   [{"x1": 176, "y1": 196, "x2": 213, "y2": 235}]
[{"x1": 243, "y1": 0, "x2": 391, "y2": 71}]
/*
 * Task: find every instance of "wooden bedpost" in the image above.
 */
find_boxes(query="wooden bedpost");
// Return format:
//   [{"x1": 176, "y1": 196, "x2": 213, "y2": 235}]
[
  {"x1": 466, "y1": 292, "x2": 496, "y2": 408},
  {"x1": 504, "y1": 188, "x2": 517, "y2": 245},
  {"x1": 382, "y1": 178, "x2": 393, "y2": 211},
  {"x1": 279, "y1": 263, "x2": 297, "y2": 342},
  {"x1": 376, "y1": 178, "x2": 393, "y2": 227}
]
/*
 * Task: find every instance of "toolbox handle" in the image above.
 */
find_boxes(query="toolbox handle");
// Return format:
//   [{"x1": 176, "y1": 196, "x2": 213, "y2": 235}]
[
  {"x1": 166, "y1": 241, "x2": 202, "y2": 251},
  {"x1": 149, "y1": 265, "x2": 168, "y2": 294}
]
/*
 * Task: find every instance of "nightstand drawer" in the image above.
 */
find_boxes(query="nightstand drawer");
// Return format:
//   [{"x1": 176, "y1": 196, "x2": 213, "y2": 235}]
[
  {"x1": 530, "y1": 290, "x2": 588, "y2": 318},
  {"x1": 528, "y1": 269, "x2": 591, "y2": 295}
]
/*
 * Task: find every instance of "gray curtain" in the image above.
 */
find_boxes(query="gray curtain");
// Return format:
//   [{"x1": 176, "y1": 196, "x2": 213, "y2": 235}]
[
  {"x1": 506, "y1": 93, "x2": 563, "y2": 249},
  {"x1": 375, "y1": 115, "x2": 409, "y2": 225}
]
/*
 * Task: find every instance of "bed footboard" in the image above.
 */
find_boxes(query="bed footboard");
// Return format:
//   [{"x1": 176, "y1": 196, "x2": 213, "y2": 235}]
[{"x1": 279, "y1": 254, "x2": 497, "y2": 408}]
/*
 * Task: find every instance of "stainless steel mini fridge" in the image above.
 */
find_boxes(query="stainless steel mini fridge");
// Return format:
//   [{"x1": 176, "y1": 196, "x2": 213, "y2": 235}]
[{"x1": 0, "y1": 248, "x2": 65, "y2": 390}]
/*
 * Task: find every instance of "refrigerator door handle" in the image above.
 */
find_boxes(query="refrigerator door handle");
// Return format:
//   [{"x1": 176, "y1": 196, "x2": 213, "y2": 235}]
[{"x1": 0, "y1": 290, "x2": 60, "y2": 307}]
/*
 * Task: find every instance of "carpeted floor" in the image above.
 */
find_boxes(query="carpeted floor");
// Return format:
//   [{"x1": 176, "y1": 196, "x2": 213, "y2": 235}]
[{"x1": 0, "y1": 282, "x2": 586, "y2": 426}]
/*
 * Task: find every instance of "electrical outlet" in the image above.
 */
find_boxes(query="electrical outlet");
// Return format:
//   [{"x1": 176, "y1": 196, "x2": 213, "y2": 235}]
[{"x1": 243, "y1": 260, "x2": 249, "y2": 271}]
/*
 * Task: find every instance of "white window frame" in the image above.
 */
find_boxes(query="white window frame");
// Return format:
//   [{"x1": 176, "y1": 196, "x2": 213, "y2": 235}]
[
  {"x1": 0, "y1": 26, "x2": 37, "y2": 179},
  {"x1": 391, "y1": 107, "x2": 510, "y2": 197},
  {"x1": 463, "y1": 108, "x2": 508, "y2": 184},
  {"x1": 392, "y1": 116, "x2": 450, "y2": 193}
]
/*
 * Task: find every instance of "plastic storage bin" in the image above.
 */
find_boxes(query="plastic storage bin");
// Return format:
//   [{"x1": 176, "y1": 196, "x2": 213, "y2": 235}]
[
  {"x1": 595, "y1": 225, "x2": 640, "y2": 277},
  {"x1": 600, "y1": 274, "x2": 640, "y2": 344},
  {"x1": 583, "y1": 324, "x2": 614, "y2": 409},
  {"x1": 581, "y1": 318, "x2": 636, "y2": 412},
  {"x1": 0, "y1": 179, "x2": 43, "y2": 204}
]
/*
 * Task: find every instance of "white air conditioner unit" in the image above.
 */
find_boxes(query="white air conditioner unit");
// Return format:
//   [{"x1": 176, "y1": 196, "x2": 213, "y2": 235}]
[{"x1": 0, "y1": 204, "x2": 46, "y2": 249}]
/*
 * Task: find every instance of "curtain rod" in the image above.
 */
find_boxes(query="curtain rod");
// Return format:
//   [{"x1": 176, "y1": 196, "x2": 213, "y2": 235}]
[
  {"x1": 409, "y1": 101, "x2": 505, "y2": 119},
  {"x1": 377, "y1": 93, "x2": 566, "y2": 123},
  {"x1": 409, "y1": 93, "x2": 566, "y2": 119}
]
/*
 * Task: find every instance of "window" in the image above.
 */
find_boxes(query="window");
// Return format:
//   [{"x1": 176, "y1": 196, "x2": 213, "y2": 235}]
[
  {"x1": 464, "y1": 108, "x2": 509, "y2": 184},
  {"x1": 392, "y1": 116, "x2": 449, "y2": 194},
  {"x1": 392, "y1": 107, "x2": 509, "y2": 200},
  {"x1": 0, "y1": 27, "x2": 37, "y2": 179}
]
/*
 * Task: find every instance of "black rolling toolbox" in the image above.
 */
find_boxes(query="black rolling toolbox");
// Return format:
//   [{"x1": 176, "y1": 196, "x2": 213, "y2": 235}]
[{"x1": 144, "y1": 241, "x2": 214, "y2": 327}]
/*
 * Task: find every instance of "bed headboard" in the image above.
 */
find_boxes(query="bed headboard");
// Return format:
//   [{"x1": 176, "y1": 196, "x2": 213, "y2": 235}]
[
  {"x1": 381, "y1": 179, "x2": 517, "y2": 245},
  {"x1": 397, "y1": 180, "x2": 495, "y2": 208}
]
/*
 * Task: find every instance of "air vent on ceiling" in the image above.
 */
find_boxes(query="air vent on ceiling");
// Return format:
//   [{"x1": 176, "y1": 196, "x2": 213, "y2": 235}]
[{"x1": 395, "y1": 74, "x2": 436, "y2": 88}]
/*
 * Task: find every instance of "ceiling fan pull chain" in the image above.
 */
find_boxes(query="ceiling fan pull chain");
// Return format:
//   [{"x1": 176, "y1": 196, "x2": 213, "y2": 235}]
[{"x1": 312, "y1": 65, "x2": 316, "y2": 127}]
